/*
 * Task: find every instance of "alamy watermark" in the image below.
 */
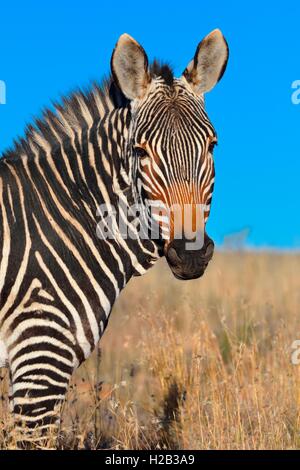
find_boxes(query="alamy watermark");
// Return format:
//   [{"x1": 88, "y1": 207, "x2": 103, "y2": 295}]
[
  {"x1": 96, "y1": 198, "x2": 207, "y2": 250},
  {"x1": 291, "y1": 80, "x2": 300, "y2": 105},
  {"x1": 291, "y1": 340, "x2": 300, "y2": 365},
  {"x1": 0, "y1": 80, "x2": 6, "y2": 105}
]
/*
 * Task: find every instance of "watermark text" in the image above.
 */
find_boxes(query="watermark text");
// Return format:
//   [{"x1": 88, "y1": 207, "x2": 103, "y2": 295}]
[{"x1": 0, "y1": 80, "x2": 6, "y2": 105}]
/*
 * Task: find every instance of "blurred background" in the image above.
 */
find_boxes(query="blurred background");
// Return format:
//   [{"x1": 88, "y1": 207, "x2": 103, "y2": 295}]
[{"x1": 0, "y1": 1, "x2": 299, "y2": 248}]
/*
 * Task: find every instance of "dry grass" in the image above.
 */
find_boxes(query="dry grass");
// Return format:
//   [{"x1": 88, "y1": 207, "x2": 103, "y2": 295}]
[{"x1": 1, "y1": 251, "x2": 300, "y2": 449}]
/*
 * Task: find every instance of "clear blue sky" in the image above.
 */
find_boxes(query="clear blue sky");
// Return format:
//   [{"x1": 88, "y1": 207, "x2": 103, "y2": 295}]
[{"x1": 0, "y1": 1, "x2": 299, "y2": 248}]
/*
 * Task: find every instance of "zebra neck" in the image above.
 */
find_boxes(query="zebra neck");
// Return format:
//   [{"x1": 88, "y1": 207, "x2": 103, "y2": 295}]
[
  {"x1": 2, "y1": 95, "x2": 160, "y2": 284},
  {"x1": 98, "y1": 108, "x2": 161, "y2": 278},
  {"x1": 26, "y1": 104, "x2": 160, "y2": 277}
]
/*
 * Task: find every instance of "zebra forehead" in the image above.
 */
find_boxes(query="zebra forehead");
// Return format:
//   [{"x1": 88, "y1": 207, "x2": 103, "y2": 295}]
[
  {"x1": 136, "y1": 80, "x2": 207, "y2": 123},
  {"x1": 135, "y1": 90, "x2": 215, "y2": 145}
]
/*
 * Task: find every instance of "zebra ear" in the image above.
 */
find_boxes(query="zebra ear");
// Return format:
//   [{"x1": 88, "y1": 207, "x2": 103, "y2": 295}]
[
  {"x1": 111, "y1": 33, "x2": 151, "y2": 100},
  {"x1": 183, "y1": 29, "x2": 229, "y2": 95}
]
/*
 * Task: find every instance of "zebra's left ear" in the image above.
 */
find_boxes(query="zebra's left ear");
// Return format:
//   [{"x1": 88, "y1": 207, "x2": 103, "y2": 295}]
[
  {"x1": 183, "y1": 29, "x2": 229, "y2": 95},
  {"x1": 111, "y1": 33, "x2": 151, "y2": 100}
]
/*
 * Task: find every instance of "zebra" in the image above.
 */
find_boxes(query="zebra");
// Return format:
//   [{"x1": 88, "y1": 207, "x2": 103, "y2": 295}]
[{"x1": 0, "y1": 30, "x2": 228, "y2": 436}]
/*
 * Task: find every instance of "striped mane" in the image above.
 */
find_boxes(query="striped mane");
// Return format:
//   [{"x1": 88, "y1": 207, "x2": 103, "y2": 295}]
[
  {"x1": 2, "y1": 78, "x2": 129, "y2": 161},
  {"x1": 2, "y1": 61, "x2": 174, "y2": 162}
]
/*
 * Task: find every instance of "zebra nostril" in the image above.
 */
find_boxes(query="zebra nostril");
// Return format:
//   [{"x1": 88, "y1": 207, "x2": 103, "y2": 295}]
[
  {"x1": 167, "y1": 246, "x2": 181, "y2": 266},
  {"x1": 205, "y1": 241, "x2": 214, "y2": 259}
]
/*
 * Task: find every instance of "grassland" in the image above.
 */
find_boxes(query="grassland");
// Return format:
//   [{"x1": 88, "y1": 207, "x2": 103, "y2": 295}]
[{"x1": 1, "y1": 251, "x2": 300, "y2": 449}]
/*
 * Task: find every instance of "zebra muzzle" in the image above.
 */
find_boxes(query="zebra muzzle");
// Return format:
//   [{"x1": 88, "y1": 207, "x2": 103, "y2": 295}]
[{"x1": 165, "y1": 233, "x2": 214, "y2": 280}]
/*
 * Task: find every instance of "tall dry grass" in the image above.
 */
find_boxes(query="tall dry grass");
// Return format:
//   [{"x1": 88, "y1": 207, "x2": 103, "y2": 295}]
[{"x1": 1, "y1": 251, "x2": 300, "y2": 449}]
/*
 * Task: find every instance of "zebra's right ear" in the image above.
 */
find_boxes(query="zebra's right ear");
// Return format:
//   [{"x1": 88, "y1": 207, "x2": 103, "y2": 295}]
[{"x1": 111, "y1": 34, "x2": 151, "y2": 101}]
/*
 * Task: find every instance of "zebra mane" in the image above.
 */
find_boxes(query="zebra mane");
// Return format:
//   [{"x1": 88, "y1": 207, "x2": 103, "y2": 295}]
[
  {"x1": 2, "y1": 76, "x2": 130, "y2": 160},
  {"x1": 2, "y1": 61, "x2": 174, "y2": 160},
  {"x1": 150, "y1": 61, "x2": 174, "y2": 87}
]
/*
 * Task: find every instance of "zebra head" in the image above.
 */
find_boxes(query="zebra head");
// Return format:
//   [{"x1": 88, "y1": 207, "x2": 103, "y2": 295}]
[{"x1": 111, "y1": 31, "x2": 229, "y2": 280}]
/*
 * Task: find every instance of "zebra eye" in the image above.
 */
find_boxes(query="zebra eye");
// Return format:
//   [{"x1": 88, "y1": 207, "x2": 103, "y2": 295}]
[
  {"x1": 208, "y1": 141, "x2": 217, "y2": 154},
  {"x1": 134, "y1": 146, "x2": 149, "y2": 159}
]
